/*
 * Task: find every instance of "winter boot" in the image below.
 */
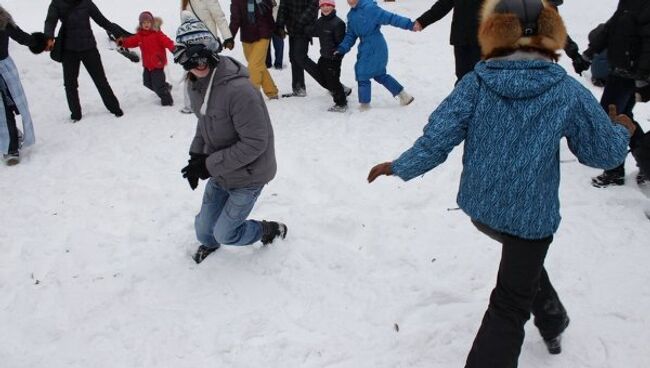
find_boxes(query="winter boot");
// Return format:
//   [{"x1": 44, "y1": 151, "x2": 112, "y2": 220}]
[
  {"x1": 180, "y1": 106, "x2": 193, "y2": 114},
  {"x1": 260, "y1": 221, "x2": 288, "y2": 245},
  {"x1": 543, "y1": 316, "x2": 570, "y2": 355},
  {"x1": 591, "y1": 170, "x2": 625, "y2": 188},
  {"x1": 398, "y1": 90, "x2": 414, "y2": 106},
  {"x1": 328, "y1": 104, "x2": 348, "y2": 113},
  {"x1": 637, "y1": 171, "x2": 648, "y2": 186},
  {"x1": 3, "y1": 151, "x2": 20, "y2": 166},
  {"x1": 193, "y1": 244, "x2": 220, "y2": 264},
  {"x1": 359, "y1": 103, "x2": 371, "y2": 111},
  {"x1": 344, "y1": 86, "x2": 352, "y2": 96}
]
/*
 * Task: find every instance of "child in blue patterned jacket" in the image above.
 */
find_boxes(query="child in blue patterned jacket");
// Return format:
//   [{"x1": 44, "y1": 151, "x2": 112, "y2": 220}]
[
  {"x1": 335, "y1": 0, "x2": 414, "y2": 110},
  {"x1": 367, "y1": 0, "x2": 636, "y2": 367}
]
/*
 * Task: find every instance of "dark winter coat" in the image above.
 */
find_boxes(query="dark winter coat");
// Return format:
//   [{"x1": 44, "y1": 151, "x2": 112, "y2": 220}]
[
  {"x1": 337, "y1": 0, "x2": 413, "y2": 81},
  {"x1": 44, "y1": 0, "x2": 126, "y2": 52},
  {"x1": 230, "y1": 0, "x2": 275, "y2": 43},
  {"x1": 188, "y1": 56, "x2": 277, "y2": 190},
  {"x1": 306, "y1": 11, "x2": 346, "y2": 60},
  {"x1": 276, "y1": 0, "x2": 319, "y2": 36},
  {"x1": 585, "y1": 0, "x2": 650, "y2": 79},
  {"x1": 0, "y1": 8, "x2": 34, "y2": 60},
  {"x1": 121, "y1": 28, "x2": 175, "y2": 71},
  {"x1": 392, "y1": 58, "x2": 630, "y2": 239},
  {"x1": 416, "y1": 0, "x2": 482, "y2": 46}
]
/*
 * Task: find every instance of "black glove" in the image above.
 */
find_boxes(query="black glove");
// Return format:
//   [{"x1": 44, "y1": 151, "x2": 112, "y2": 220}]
[
  {"x1": 275, "y1": 26, "x2": 286, "y2": 39},
  {"x1": 223, "y1": 38, "x2": 235, "y2": 50},
  {"x1": 181, "y1": 153, "x2": 210, "y2": 190},
  {"x1": 29, "y1": 32, "x2": 48, "y2": 54},
  {"x1": 572, "y1": 54, "x2": 591, "y2": 76},
  {"x1": 636, "y1": 81, "x2": 650, "y2": 103}
]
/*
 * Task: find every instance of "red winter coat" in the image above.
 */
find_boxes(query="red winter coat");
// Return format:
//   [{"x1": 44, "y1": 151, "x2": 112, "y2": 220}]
[{"x1": 121, "y1": 29, "x2": 175, "y2": 71}]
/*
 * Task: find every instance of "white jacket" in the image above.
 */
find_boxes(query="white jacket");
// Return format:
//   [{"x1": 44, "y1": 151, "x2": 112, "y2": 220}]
[{"x1": 185, "y1": 0, "x2": 232, "y2": 40}]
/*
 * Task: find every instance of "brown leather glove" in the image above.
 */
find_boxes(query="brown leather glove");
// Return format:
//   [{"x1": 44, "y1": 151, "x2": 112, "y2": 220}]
[
  {"x1": 608, "y1": 104, "x2": 636, "y2": 136},
  {"x1": 368, "y1": 162, "x2": 393, "y2": 183}
]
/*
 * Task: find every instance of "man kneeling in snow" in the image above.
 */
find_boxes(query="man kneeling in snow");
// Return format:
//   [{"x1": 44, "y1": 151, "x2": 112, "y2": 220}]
[{"x1": 174, "y1": 12, "x2": 287, "y2": 264}]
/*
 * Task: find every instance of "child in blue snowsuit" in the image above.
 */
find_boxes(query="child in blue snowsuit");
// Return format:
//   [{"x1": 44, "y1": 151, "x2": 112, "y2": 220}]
[{"x1": 336, "y1": 0, "x2": 414, "y2": 109}]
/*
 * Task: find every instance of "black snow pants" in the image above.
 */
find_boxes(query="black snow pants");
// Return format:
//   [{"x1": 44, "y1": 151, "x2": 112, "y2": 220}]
[
  {"x1": 143, "y1": 69, "x2": 173, "y2": 106},
  {"x1": 465, "y1": 221, "x2": 569, "y2": 368}
]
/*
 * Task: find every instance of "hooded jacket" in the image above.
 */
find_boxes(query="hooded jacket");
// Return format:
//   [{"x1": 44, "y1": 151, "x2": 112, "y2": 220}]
[
  {"x1": 392, "y1": 58, "x2": 630, "y2": 239},
  {"x1": 306, "y1": 10, "x2": 346, "y2": 60},
  {"x1": 44, "y1": 0, "x2": 126, "y2": 52},
  {"x1": 188, "y1": 56, "x2": 277, "y2": 190},
  {"x1": 337, "y1": 0, "x2": 413, "y2": 81},
  {"x1": 121, "y1": 19, "x2": 175, "y2": 71}
]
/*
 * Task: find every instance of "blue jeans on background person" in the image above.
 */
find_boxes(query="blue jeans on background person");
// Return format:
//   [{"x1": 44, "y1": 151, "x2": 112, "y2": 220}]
[
  {"x1": 358, "y1": 74, "x2": 403, "y2": 104},
  {"x1": 194, "y1": 179, "x2": 263, "y2": 248},
  {"x1": 266, "y1": 34, "x2": 284, "y2": 69}
]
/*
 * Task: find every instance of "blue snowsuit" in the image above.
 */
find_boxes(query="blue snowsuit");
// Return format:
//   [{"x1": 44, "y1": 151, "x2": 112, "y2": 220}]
[{"x1": 336, "y1": 0, "x2": 413, "y2": 104}]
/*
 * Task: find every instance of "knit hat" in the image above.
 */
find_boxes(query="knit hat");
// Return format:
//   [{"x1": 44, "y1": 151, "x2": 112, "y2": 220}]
[
  {"x1": 175, "y1": 11, "x2": 221, "y2": 53},
  {"x1": 479, "y1": 0, "x2": 567, "y2": 58},
  {"x1": 139, "y1": 11, "x2": 154, "y2": 24},
  {"x1": 319, "y1": 0, "x2": 335, "y2": 7}
]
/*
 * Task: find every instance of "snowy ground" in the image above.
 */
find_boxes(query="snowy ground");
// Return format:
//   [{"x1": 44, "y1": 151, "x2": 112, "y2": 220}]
[{"x1": 1, "y1": 0, "x2": 649, "y2": 367}]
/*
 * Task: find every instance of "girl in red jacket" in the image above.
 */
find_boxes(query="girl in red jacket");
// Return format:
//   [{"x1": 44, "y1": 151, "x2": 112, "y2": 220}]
[{"x1": 120, "y1": 12, "x2": 175, "y2": 106}]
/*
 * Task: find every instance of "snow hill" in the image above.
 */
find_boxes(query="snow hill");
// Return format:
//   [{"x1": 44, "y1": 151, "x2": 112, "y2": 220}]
[{"x1": 1, "y1": 0, "x2": 649, "y2": 367}]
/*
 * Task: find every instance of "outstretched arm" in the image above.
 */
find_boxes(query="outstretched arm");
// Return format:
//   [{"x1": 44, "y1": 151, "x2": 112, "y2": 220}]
[
  {"x1": 416, "y1": 0, "x2": 454, "y2": 30},
  {"x1": 374, "y1": 5, "x2": 414, "y2": 31}
]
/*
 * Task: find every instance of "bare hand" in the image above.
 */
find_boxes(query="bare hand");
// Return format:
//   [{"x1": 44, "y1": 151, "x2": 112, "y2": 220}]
[
  {"x1": 413, "y1": 21, "x2": 423, "y2": 32},
  {"x1": 608, "y1": 104, "x2": 636, "y2": 135},
  {"x1": 368, "y1": 162, "x2": 393, "y2": 183},
  {"x1": 46, "y1": 38, "x2": 55, "y2": 51}
]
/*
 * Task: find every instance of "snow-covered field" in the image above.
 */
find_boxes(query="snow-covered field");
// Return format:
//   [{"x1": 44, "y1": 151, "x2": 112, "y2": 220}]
[{"x1": 1, "y1": 0, "x2": 649, "y2": 367}]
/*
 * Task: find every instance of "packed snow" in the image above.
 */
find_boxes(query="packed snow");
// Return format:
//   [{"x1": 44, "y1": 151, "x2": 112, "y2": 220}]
[{"x1": 1, "y1": 0, "x2": 649, "y2": 367}]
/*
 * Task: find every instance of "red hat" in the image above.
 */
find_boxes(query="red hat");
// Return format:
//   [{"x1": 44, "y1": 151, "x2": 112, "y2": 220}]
[
  {"x1": 139, "y1": 11, "x2": 154, "y2": 24},
  {"x1": 319, "y1": 0, "x2": 335, "y2": 7}
]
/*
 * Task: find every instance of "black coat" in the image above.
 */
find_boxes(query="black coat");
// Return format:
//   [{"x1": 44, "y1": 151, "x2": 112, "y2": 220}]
[
  {"x1": 1, "y1": 23, "x2": 33, "y2": 61},
  {"x1": 276, "y1": 0, "x2": 319, "y2": 36},
  {"x1": 306, "y1": 11, "x2": 345, "y2": 60},
  {"x1": 416, "y1": 0, "x2": 483, "y2": 46},
  {"x1": 44, "y1": 0, "x2": 125, "y2": 52},
  {"x1": 585, "y1": 0, "x2": 650, "y2": 78}
]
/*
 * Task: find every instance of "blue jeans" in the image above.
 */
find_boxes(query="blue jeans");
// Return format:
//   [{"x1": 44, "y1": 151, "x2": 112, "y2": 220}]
[
  {"x1": 194, "y1": 179, "x2": 263, "y2": 248},
  {"x1": 357, "y1": 74, "x2": 403, "y2": 104},
  {"x1": 266, "y1": 34, "x2": 284, "y2": 68}
]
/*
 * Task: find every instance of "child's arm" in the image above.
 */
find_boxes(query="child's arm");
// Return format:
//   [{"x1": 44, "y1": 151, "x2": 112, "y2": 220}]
[
  {"x1": 120, "y1": 34, "x2": 140, "y2": 49},
  {"x1": 337, "y1": 28, "x2": 357, "y2": 55},
  {"x1": 334, "y1": 18, "x2": 346, "y2": 47},
  {"x1": 373, "y1": 4, "x2": 414, "y2": 31},
  {"x1": 159, "y1": 32, "x2": 176, "y2": 52}
]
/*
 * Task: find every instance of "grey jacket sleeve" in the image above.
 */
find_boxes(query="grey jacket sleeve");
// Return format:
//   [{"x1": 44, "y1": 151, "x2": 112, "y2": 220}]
[
  {"x1": 205, "y1": 88, "x2": 270, "y2": 175},
  {"x1": 189, "y1": 122, "x2": 206, "y2": 154}
]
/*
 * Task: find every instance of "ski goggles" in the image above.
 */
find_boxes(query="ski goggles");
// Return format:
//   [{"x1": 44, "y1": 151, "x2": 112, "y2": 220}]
[{"x1": 173, "y1": 44, "x2": 219, "y2": 71}]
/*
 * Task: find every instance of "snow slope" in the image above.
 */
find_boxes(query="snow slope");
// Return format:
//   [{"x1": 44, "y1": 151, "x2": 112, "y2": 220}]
[{"x1": 1, "y1": 0, "x2": 649, "y2": 367}]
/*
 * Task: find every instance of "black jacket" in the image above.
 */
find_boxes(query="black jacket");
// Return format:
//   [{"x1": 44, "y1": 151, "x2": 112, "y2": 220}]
[
  {"x1": 44, "y1": 0, "x2": 126, "y2": 52},
  {"x1": 276, "y1": 0, "x2": 319, "y2": 36},
  {"x1": 416, "y1": 0, "x2": 482, "y2": 46},
  {"x1": 585, "y1": 0, "x2": 650, "y2": 79},
  {"x1": 306, "y1": 11, "x2": 345, "y2": 60},
  {"x1": 1, "y1": 22, "x2": 33, "y2": 61}
]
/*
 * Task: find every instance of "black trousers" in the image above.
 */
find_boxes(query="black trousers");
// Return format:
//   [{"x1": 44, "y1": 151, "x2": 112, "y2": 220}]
[
  {"x1": 288, "y1": 35, "x2": 320, "y2": 92},
  {"x1": 454, "y1": 44, "x2": 481, "y2": 84},
  {"x1": 465, "y1": 221, "x2": 568, "y2": 368},
  {"x1": 600, "y1": 75, "x2": 645, "y2": 175},
  {"x1": 3, "y1": 99, "x2": 19, "y2": 154},
  {"x1": 302, "y1": 56, "x2": 347, "y2": 106},
  {"x1": 62, "y1": 48, "x2": 121, "y2": 119},
  {"x1": 143, "y1": 68, "x2": 172, "y2": 105}
]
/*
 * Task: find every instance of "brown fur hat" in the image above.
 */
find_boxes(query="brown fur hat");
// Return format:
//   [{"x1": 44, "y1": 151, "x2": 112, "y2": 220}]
[{"x1": 478, "y1": 0, "x2": 567, "y2": 59}]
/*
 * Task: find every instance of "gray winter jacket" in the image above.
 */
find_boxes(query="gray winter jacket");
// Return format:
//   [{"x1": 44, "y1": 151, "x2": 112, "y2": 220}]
[{"x1": 188, "y1": 56, "x2": 277, "y2": 190}]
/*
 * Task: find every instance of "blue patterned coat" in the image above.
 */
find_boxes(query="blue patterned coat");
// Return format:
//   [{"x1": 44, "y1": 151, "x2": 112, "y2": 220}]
[
  {"x1": 392, "y1": 60, "x2": 630, "y2": 239},
  {"x1": 336, "y1": 0, "x2": 413, "y2": 81}
]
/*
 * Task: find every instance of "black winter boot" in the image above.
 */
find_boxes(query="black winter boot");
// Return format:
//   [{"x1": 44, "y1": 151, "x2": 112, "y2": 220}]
[
  {"x1": 193, "y1": 244, "x2": 220, "y2": 264},
  {"x1": 592, "y1": 169, "x2": 625, "y2": 188},
  {"x1": 543, "y1": 317, "x2": 570, "y2": 355},
  {"x1": 260, "y1": 221, "x2": 288, "y2": 245}
]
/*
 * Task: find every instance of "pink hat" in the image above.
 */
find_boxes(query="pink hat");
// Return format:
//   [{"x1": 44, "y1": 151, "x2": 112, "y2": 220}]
[
  {"x1": 319, "y1": 0, "x2": 335, "y2": 7},
  {"x1": 139, "y1": 11, "x2": 154, "y2": 24}
]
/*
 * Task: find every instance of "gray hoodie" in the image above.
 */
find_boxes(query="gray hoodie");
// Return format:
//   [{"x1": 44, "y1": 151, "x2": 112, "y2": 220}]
[{"x1": 188, "y1": 56, "x2": 277, "y2": 190}]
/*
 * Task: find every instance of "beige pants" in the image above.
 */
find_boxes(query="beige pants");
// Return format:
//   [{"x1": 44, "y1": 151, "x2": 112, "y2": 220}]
[{"x1": 242, "y1": 39, "x2": 278, "y2": 98}]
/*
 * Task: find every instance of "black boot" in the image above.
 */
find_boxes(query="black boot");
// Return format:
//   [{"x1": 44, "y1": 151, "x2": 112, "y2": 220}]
[
  {"x1": 543, "y1": 317, "x2": 570, "y2": 355},
  {"x1": 193, "y1": 244, "x2": 220, "y2": 264},
  {"x1": 592, "y1": 169, "x2": 625, "y2": 187},
  {"x1": 260, "y1": 221, "x2": 288, "y2": 245}
]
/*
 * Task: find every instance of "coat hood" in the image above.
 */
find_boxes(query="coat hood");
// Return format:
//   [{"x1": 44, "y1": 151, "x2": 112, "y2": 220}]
[
  {"x1": 0, "y1": 6, "x2": 14, "y2": 30},
  {"x1": 195, "y1": 56, "x2": 250, "y2": 115},
  {"x1": 474, "y1": 59, "x2": 566, "y2": 99},
  {"x1": 354, "y1": 0, "x2": 374, "y2": 10}
]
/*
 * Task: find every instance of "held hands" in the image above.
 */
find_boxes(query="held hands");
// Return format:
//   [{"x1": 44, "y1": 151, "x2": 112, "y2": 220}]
[
  {"x1": 275, "y1": 27, "x2": 286, "y2": 39},
  {"x1": 367, "y1": 162, "x2": 393, "y2": 183},
  {"x1": 571, "y1": 54, "x2": 591, "y2": 76},
  {"x1": 223, "y1": 38, "x2": 235, "y2": 50},
  {"x1": 412, "y1": 21, "x2": 423, "y2": 32},
  {"x1": 608, "y1": 104, "x2": 636, "y2": 136},
  {"x1": 45, "y1": 38, "x2": 55, "y2": 51},
  {"x1": 181, "y1": 153, "x2": 210, "y2": 190}
]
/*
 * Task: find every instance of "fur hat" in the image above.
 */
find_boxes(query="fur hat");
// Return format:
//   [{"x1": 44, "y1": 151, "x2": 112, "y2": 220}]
[{"x1": 478, "y1": 0, "x2": 567, "y2": 58}]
